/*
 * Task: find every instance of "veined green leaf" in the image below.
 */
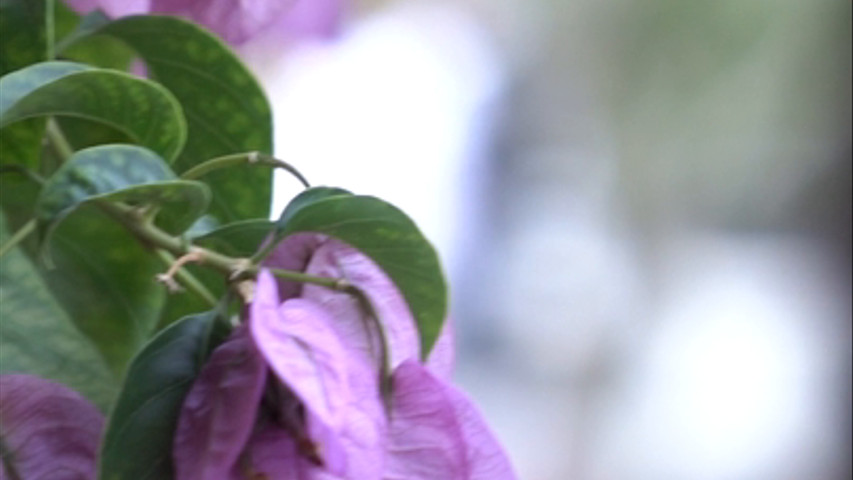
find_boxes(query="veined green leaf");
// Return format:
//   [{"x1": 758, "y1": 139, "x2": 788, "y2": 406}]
[
  {"x1": 98, "y1": 310, "x2": 228, "y2": 480},
  {"x1": 0, "y1": 0, "x2": 46, "y2": 169},
  {"x1": 275, "y1": 190, "x2": 448, "y2": 357},
  {"x1": 0, "y1": 0, "x2": 45, "y2": 76},
  {"x1": 0, "y1": 213, "x2": 117, "y2": 411},
  {"x1": 35, "y1": 144, "x2": 210, "y2": 248},
  {"x1": 0, "y1": 61, "x2": 186, "y2": 160},
  {"x1": 61, "y1": 14, "x2": 273, "y2": 222},
  {"x1": 193, "y1": 218, "x2": 274, "y2": 258}
]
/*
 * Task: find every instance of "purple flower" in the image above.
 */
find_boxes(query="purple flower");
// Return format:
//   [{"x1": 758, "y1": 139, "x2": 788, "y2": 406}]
[
  {"x1": 0, "y1": 374, "x2": 104, "y2": 480},
  {"x1": 64, "y1": 0, "x2": 343, "y2": 45},
  {"x1": 173, "y1": 235, "x2": 515, "y2": 479}
]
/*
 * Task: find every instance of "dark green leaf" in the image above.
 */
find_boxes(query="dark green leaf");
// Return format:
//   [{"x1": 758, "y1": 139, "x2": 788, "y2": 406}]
[
  {"x1": 0, "y1": 0, "x2": 46, "y2": 170},
  {"x1": 276, "y1": 191, "x2": 448, "y2": 357},
  {"x1": 275, "y1": 186, "x2": 352, "y2": 228},
  {"x1": 62, "y1": 15, "x2": 274, "y2": 222},
  {"x1": 98, "y1": 310, "x2": 228, "y2": 480},
  {"x1": 35, "y1": 144, "x2": 210, "y2": 248},
  {"x1": 1, "y1": 161, "x2": 166, "y2": 382},
  {"x1": 0, "y1": 118, "x2": 45, "y2": 170},
  {"x1": 42, "y1": 206, "x2": 167, "y2": 377},
  {"x1": 0, "y1": 0, "x2": 45, "y2": 76},
  {"x1": 194, "y1": 219, "x2": 274, "y2": 258},
  {"x1": 0, "y1": 61, "x2": 186, "y2": 160},
  {"x1": 0, "y1": 212, "x2": 117, "y2": 411}
]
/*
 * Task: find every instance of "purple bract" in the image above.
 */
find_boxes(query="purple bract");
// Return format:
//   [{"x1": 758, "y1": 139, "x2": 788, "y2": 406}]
[{"x1": 173, "y1": 235, "x2": 516, "y2": 479}]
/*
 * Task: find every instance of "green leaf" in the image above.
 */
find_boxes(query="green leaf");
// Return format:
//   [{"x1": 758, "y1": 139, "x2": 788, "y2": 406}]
[
  {"x1": 1, "y1": 160, "x2": 167, "y2": 381},
  {"x1": 275, "y1": 186, "x2": 352, "y2": 228},
  {"x1": 98, "y1": 310, "x2": 228, "y2": 480},
  {"x1": 0, "y1": 0, "x2": 45, "y2": 76},
  {"x1": 276, "y1": 190, "x2": 448, "y2": 357},
  {"x1": 193, "y1": 219, "x2": 274, "y2": 257},
  {"x1": 0, "y1": 212, "x2": 117, "y2": 411},
  {"x1": 0, "y1": 0, "x2": 46, "y2": 170},
  {"x1": 41, "y1": 207, "x2": 167, "y2": 377},
  {"x1": 62, "y1": 15, "x2": 274, "y2": 222},
  {"x1": 35, "y1": 144, "x2": 211, "y2": 248},
  {"x1": 0, "y1": 61, "x2": 186, "y2": 161}
]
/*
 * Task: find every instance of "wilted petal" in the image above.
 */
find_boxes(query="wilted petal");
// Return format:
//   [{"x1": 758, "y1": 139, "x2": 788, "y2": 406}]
[
  {"x1": 250, "y1": 269, "x2": 352, "y2": 474},
  {"x1": 148, "y1": 0, "x2": 285, "y2": 45},
  {"x1": 385, "y1": 361, "x2": 467, "y2": 480},
  {"x1": 0, "y1": 374, "x2": 103, "y2": 480},
  {"x1": 148, "y1": 0, "x2": 341, "y2": 45},
  {"x1": 173, "y1": 325, "x2": 267, "y2": 480},
  {"x1": 263, "y1": 0, "x2": 343, "y2": 41},
  {"x1": 64, "y1": 0, "x2": 150, "y2": 17}
]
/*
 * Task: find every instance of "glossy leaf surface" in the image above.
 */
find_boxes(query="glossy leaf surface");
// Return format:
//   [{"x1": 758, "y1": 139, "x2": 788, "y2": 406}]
[
  {"x1": 0, "y1": 214, "x2": 116, "y2": 411},
  {"x1": 63, "y1": 14, "x2": 274, "y2": 222},
  {"x1": 192, "y1": 218, "x2": 274, "y2": 258},
  {"x1": 98, "y1": 310, "x2": 227, "y2": 480},
  {"x1": 35, "y1": 144, "x2": 210, "y2": 246},
  {"x1": 276, "y1": 191, "x2": 448, "y2": 356},
  {"x1": 0, "y1": 61, "x2": 186, "y2": 160}
]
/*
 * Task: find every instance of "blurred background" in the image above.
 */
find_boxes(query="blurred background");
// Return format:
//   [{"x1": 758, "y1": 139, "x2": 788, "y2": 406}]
[{"x1": 245, "y1": 1, "x2": 851, "y2": 478}]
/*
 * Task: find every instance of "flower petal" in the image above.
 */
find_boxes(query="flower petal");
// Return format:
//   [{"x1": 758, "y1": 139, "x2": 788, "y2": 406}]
[
  {"x1": 0, "y1": 374, "x2": 103, "y2": 480},
  {"x1": 250, "y1": 269, "x2": 352, "y2": 474},
  {"x1": 149, "y1": 0, "x2": 289, "y2": 44},
  {"x1": 443, "y1": 381, "x2": 518, "y2": 480},
  {"x1": 299, "y1": 238, "x2": 422, "y2": 369},
  {"x1": 173, "y1": 325, "x2": 267, "y2": 480},
  {"x1": 426, "y1": 316, "x2": 456, "y2": 379},
  {"x1": 264, "y1": 233, "x2": 325, "y2": 300},
  {"x1": 386, "y1": 361, "x2": 467, "y2": 480},
  {"x1": 65, "y1": 0, "x2": 150, "y2": 17}
]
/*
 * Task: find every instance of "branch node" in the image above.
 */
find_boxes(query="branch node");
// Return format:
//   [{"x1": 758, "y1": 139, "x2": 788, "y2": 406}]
[{"x1": 229, "y1": 258, "x2": 254, "y2": 280}]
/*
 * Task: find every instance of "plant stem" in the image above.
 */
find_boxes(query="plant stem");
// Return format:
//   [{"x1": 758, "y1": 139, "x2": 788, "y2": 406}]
[
  {"x1": 180, "y1": 151, "x2": 310, "y2": 188},
  {"x1": 266, "y1": 267, "x2": 350, "y2": 290},
  {"x1": 46, "y1": 119, "x2": 74, "y2": 160},
  {"x1": 43, "y1": 122, "x2": 345, "y2": 296},
  {"x1": 0, "y1": 219, "x2": 36, "y2": 259},
  {"x1": 45, "y1": 0, "x2": 55, "y2": 60}
]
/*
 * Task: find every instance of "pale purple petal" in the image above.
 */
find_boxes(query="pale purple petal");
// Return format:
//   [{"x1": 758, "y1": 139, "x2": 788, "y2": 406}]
[
  {"x1": 65, "y1": 0, "x2": 150, "y2": 17},
  {"x1": 299, "y1": 238, "x2": 422, "y2": 370},
  {"x1": 263, "y1": 0, "x2": 343, "y2": 41},
  {"x1": 0, "y1": 374, "x2": 103, "y2": 480},
  {"x1": 67, "y1": 0, "x2": 342, "y2": 45},
  {"x1": 149, "y1": 0, "x2": 288, "y2": 44},
  {"x1": 442, "y1": 379, "x2": 518, "y2": 480},
  {"x1": 385, "y1": 361, "x2": 467, "y2": 480},
  {"x1": 250, "y1": 269, "x2": 351, "y2": 474},
  {"x1": 228, "y1": 424, "x2": 306, "y2": 480},
  {"x1": 173, "y1": 325, "x2": 267, "y2": 480},
  {"x1": 427, "y1": 316, "x2": 456, "y2": 379},
  {"x1": 264, "y1": 233, "x2": 324, "y2": 300}
]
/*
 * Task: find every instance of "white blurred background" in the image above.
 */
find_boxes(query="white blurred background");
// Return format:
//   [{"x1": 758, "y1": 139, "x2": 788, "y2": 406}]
[{"x1": 246, "y1": 1, "x2": 851, "y2": 478}]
